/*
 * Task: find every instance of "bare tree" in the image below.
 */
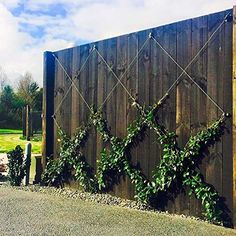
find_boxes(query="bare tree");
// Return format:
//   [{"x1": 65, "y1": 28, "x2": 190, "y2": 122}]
[{"x1": 17, "y1": 72, "x2": 39, "y2": 108}]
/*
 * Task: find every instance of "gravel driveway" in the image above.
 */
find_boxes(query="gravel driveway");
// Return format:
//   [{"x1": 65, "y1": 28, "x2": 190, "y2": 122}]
[{"x1": 0, "y1": 186, "x2": 235, "y2": 236}]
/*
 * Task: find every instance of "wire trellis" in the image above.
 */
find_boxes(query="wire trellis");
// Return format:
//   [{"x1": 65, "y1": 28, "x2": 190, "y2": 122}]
[{"x1": 51, "y1": 12, "x2": 230, "y2": 131}]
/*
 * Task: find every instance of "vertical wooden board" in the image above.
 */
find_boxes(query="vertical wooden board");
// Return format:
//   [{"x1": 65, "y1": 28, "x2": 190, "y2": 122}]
[
  {"x1": 42, "y1": 51, "x2": 55, "y2": 167},
  {"x1": 64, "y1": 49, "x2": 73, "y2": 137},
  {"x1": 206, "y1": 12, "x2": 225, "y2": 196},
  {"x1": 71, "y1": 46, "x2": 81, "y2": 135},
  {"x1": 96, "y1": 40, "x2": 107, "y2": 169},
  {"x1": 161, "y1": 24, "x2": 178, "y2": 133},
  {"x1": 80, "y1": 44, "x2": 91, "y2": 124},
  {"x1": 53, "y1": 51, "x2": 64, "y2": 158},
  {"x1": 87, "y1": 43, "x2": 98, "y2": 169},
  {"x1": 105, "y1": 38, "x2": 117, "y2": 136},
  {"x1": 79, "y1": 44, "x2": 90, "y2": 162},
  {"x1": 176, "y1": 19, "x2": 192, "y2": 215},
  {"x1": 136, "y1": 30, "x2": 150, "y2": 179},
  {"x1": 55, "y1": 50, "x2": 72, "y2": 137},
  {"x1": 104, "y1": 38, "x2": 118, "y2": 195},
  {"x1": 156, "y1": 23, "x2": 178, "y2": 213},
  {"x1": 148, "y1": 27, "x2": 162, "y2": 182},
  {"x1": 53, "y1": 53, "x2": 58, "y2": 158},
  {"x1": 127, "y1": 32, "x2": 139, "y2": 199},
  {"x1": 88, "y1": 43, "x2": 98, "y2": 108},
  {"x1": 116, "y1": 35, "x2": 129, "y2": 198},
  {"x1": 116, "y1": 35, "x2": 128, "y2": 138},
  {"x1": 232, "y1": 5, "x2": 236, "y2": 228},
  {"x1": 222, "y1": 9, "x2": 233, "y2": 224},
  {"x1": 190, "y1": 15, "x2": 208, "y2": 217}
]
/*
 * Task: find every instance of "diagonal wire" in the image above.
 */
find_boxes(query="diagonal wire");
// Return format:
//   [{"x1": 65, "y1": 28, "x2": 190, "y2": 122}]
[
  {"x1": 52, "y1": 10, "x2": 229, "y2": 127},
  {"x1": 52, "y1": 49, "x2": 95, "y2": 117},
  {"x1": 150, "y1": 12, "x2": 231, "y2": 114},
  {"x1": 96, "y1": 36, "x2": 150, "y2": 108},
  {"x1": 52, "y1": 116, "x2": 62, "y2": 130},
  {"x1": 53, "y1": 83, "x2": 73, "y2": 117},
  {"x1": 53, "y1": 49, "x2": 95, "y2": 116},
  {"x1": 95, "y1": 49, "x2": 136, "y2": 104}
]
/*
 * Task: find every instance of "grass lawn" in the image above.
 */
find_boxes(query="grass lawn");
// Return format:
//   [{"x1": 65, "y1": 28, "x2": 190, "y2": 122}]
[
  {"x1": 0, "y1": 129, "x2": 42, "y2": 153},
  {"x1": 0, "y1": 129, "x2": 22, "y2": 134},
  {"x1": 0, "y1": 129, "x2": 41, "y2": 181}
]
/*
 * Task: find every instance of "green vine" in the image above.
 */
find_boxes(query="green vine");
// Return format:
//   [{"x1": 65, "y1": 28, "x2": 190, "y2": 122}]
[
  {"x1": 43, "y1": 125, "x2": 98, "y2": 192},
  {"x1": 43, "y1": 97, "x2": 230, "y2": 226}
]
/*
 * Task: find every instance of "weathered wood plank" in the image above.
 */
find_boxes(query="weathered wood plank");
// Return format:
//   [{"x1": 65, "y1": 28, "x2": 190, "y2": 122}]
[
  {"x1": 79, "y1": 44, "x2": 90, "y2": 166},
  {"x1": 105, "y1": 38, "x2": 118, "y2": 195},
  {"x1": 161, "y1": 23, "x2": 178, "y2": 213},
  {"x1": 127, "y1": 32, "x2": 139, "y2": 199},
  {"x1": 96, "y1": 40, "x2": 107, "y2": 171},
  {"x1": 53, "y1": 51, "x2": 65, "y2": 158},
  {"x1": 136, "y1": 30, "x2": 150, "y2": 181},
  {"x1": 232, "y1": 5, "x2": 236, "y2": 228},
  {"x1": 87, "y1": 43, "x2": 98, "y2": 169},
  {"x1": 116, "y1": 35, "x2": 129, "y2": 198},
  {"x1": 44, "y1": 8, "x2": 234, "y2": 224},
  {"x1": 79, "y1": 44, "x2": 90, "y2": 125},
  {"x1": 176, "y1": 18, "x2": 192, "y2": 216},
  {"x1": 71, "y1": 46, "x2": 81, "y2": 134},
  {"x1": 148, "y1": 27, "x2": 162, "y2": 182},
  {"x1": 222, "y1": 9, "x2": 233, "y2": 224},
  {"x1": 63, "y1": 49, "x2": 73, "y2": 137},
  {"x1": 206, "y1": 11, "x2": 224, "y2": 197},
  {"x1": 42, "y1": 51, "x2": 55, "y2": 167},
  {"x1": 190, "y1": 14, "x2": 208, "y2": 217}
]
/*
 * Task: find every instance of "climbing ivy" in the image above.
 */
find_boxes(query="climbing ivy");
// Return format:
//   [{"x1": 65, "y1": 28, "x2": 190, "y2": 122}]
[
  {"x1": 43, "y1": 97, "x2": 229, "y2": 226},
  {"x1": 43, "y1": 125, "x2": 98, "y2": 192}
]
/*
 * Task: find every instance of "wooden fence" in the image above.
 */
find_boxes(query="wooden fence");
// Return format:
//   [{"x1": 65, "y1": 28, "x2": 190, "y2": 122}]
[{"x1": 43, "y1": 8, "x2": 236, "y2": 226}]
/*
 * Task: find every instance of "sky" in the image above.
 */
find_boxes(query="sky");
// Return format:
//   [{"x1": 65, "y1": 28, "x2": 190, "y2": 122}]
[{"x1": 0, "y1": 0, "x2": 235, "y2": 87}]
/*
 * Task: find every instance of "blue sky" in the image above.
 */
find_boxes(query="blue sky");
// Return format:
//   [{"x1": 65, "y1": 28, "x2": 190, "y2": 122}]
[{"x1": 0, "y1": 0, "x2": 235, "y2": 86}]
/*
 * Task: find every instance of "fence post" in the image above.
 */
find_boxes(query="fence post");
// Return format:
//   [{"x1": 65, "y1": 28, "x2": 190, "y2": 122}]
[
  {"x1": 232, "y1": 5, "x2": 236, "y2": 229},
  {"x1": 26, "y1": 105, "x2": 32, "y2": 141},
  {"x1": 23, "y1": 142, "x2": 31, "y2": 186},
  {"x1": 33, "y1": 155, "x2": 43, "y2": 184},
  {"x1": 42, "y1": 51, "x2": 55, "y2": 169},
  {"x1": 22, "y1": 106, "x2": 26, "y2": 137}
]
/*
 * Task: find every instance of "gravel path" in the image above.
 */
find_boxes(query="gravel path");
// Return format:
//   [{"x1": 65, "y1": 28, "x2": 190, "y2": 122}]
[{"x1": 0, "y1": 185, "x2": 235, "y2": 236}]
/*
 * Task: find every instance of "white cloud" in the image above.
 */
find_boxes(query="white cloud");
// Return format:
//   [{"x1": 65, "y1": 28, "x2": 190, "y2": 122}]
[
  {"x1": 0, "y1": 0, "x2": 21, "y2": 9},
  {"x1": 0, "y1": 0, "x2": 235, "y2": 87},
  {"x1": 0, "y1": 2, "x2": 73, "y2": 87}
]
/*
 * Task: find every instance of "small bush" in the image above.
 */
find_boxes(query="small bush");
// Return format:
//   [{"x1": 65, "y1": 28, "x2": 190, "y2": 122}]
[
  {"x1": 7, "y1": 145, "x2": 31, "y2": 186},
  {"x1": 19, "y1": 136, "x2": 26, "y2": 140}
]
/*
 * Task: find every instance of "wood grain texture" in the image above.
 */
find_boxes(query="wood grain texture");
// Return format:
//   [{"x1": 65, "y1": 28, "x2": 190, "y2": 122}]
[
  {"x1": 206, "y1": 11, "x2": 224, "y2": 195},
  {"x1": 175, "y1": 18, "x2": 192, "y2": 216},
  {"x1": 232, "y1": 5, "x2": 236, "y2": 228},
  {"x1": 127, "y1": 32, "x2": 139, "y2": 199},
  {"x1": 190, "y1": 14, "x2": 208, "y2": 217},
  {"x1": 222, "y1": 9, "x2": 233, "y2": 223},
  {"x1": 42, "y1": 51, "x2": 55, "y2": 167},
  {"x1": 43, "y1": 9, "x2": 234, "y2": 225}
]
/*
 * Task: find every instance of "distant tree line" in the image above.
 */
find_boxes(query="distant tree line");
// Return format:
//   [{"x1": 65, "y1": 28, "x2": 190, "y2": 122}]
[{"x1": 0, "y1": 70, "x2": 42, "y2": 129}]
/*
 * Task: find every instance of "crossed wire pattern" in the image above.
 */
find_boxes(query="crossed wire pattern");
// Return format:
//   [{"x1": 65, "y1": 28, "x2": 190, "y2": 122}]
[
  {"x1": 45, "y1": 100, "x2": 228, "y2": 224},
  {"x1": 52, "y1": 12, "x2": 230, "y2": 131},
  {"x1": 46, "y1": 13, "x2": 232, "y2": 224}
]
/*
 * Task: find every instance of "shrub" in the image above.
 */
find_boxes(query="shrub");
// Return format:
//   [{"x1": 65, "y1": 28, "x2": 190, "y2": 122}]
[{"x1": 7, "y1": 145, "x2": 31, "y2": 186}]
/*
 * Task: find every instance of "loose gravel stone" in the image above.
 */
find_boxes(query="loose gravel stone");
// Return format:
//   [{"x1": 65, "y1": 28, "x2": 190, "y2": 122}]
[
  {"x1": 0, "y1": 182, "x2": 213, "y2": 223},
  {"x1": 0, "y1": 184, "x2": 235, "y2": 236}
]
